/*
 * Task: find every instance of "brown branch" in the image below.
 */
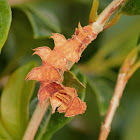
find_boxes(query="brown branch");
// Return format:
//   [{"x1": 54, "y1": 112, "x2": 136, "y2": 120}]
[
  {"x1": 103, "y1": 12, "x2": 122, "y2": 30},
  {"x1": 98, "y1": 73, "x2": 127, "y2": 140},
  {"x1": 92, "y1": 0, "x2": 125, "y2": 33},
  {"x1": 22, "y1": 99, "x2": 50, "y2": 140},
  {"x1": 98, "y1": 45, "x2": 140, "y2": 140}
]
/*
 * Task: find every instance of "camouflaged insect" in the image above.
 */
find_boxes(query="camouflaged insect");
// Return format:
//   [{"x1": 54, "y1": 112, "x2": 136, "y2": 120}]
[{"x1": 26, "y1": 23, "x2": 97, "y2": 117}]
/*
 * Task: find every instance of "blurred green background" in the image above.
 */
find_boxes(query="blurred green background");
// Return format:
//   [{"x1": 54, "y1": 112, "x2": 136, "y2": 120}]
[{"x1": 0, "y1": 0, "x2": 140, "y2": 140}]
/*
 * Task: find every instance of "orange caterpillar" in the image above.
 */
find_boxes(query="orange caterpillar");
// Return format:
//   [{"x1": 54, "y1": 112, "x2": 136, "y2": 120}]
[{"x1": 26, "y1": 23, "x2": 97, "y2": 117}]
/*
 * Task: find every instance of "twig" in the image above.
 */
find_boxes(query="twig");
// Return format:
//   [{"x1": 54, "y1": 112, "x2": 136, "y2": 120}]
[
  {"x1": 22, "y1": 99, "x2": 50, "y2": 140},
  {"x1": 89, "y1": 0, "x2": 99, "y2": 24},
  {"x1": 92, "y1": 0, "x2": 125, "y2": 33},
  {"x1": 98, "y1": 72, "x2": 127, "y2": 140},
  {"x1": 103, "y1": 12, "x2": 122, "y2": 30},
  {"x1": 127, "y1": 60, "x2": 140, "y2": 80},
  {"x1": 98, "y1": 45, "x2": 140, "y2": 140}
]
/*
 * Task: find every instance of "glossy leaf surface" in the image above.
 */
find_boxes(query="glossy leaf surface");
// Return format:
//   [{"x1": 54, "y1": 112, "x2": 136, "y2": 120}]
[
  {"x1": 1, "y1": 62, "x2": 36, "y2": 140},
  {"x1": 29, "y1": 69, "x2": 87, "y2": 140},
  {"x1": 16, "y1": 4, "x2": 60, "y2": 39},
  {"x1": 0, "y1": 0, "x2": 11, "y2": 53},
  {"x1": 122, "y1": 0, "x2": 140, "y2": 15},
  {"x1": 87, "y1": 76, "x2": 113, "y2": 115}
]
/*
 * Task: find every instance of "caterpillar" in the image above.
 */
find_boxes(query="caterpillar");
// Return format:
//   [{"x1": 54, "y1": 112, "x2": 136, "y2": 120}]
[{"x1": 26, "y1": 23, "x2": 97, "y2": 117}]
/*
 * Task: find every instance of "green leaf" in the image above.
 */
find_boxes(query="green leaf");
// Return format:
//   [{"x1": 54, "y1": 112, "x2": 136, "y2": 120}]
[
  {"x1": 122, "y1": 100, "x2": 140, "y2": 140},
  {"x1": 0, "y1": 123, "x2": 11, "y2": 139},
  {"x1": 81, "y1": 82, "x2": 101, "y2": 138},
  {"x1": 0, "y1": 0, "x2": 11, "y2": 53},
  {"x1": 0, "y1": 111, "x2": 12, "y2": 140},
  {"x1": 121, "y1": 0, "x2": 140, "y2": 15},
  {"x1": 87, "y1": 76, "x2": 114, "y2": 116},
  {"x1": 30, "y1": 68, "x2": 86, "y2": 140},
  {"x1": 0, "y1": 62, "x2": 36, "y2": 140},
  {"x1": 15, "y1": 4, "x2": 60, "y2": 39},
  {"x1": 63, "y1": 71, "x2": 85, "y2": 95},
  {"x1": 1, "y1": 9, "x2": 52, "y2": 76}
]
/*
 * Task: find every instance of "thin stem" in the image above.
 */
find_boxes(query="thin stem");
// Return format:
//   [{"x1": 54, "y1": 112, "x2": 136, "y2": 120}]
[
  {"x1": 22, "y1": 99, "x2": 50, "y2": 140},
  {"x1": 92, "y1": 0, "x2": 125, "y2": 33},
  {"x1": 103, "y1": 12, "x2": 122, "y2": 30},
  {"x1": 89, "y1": 0, "x2": 99, "y2": 24},
  {"x1": 98, "y1": 73, "x2": 127, "y2": 140},
  {"x1": 127, "y1": 60, "x2": 140, "y2": 80}
]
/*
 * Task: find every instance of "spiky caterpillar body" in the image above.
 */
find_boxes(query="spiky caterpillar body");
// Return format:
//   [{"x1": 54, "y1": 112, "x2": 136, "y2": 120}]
[{"x1": 26, "y1": 23, "x2": 97, "y2": 117}]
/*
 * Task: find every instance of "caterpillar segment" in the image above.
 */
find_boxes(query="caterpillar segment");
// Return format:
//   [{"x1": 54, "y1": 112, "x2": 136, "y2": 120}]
[{"x1": 26, "y1": 23, "x2": 97, "y2": 117}]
